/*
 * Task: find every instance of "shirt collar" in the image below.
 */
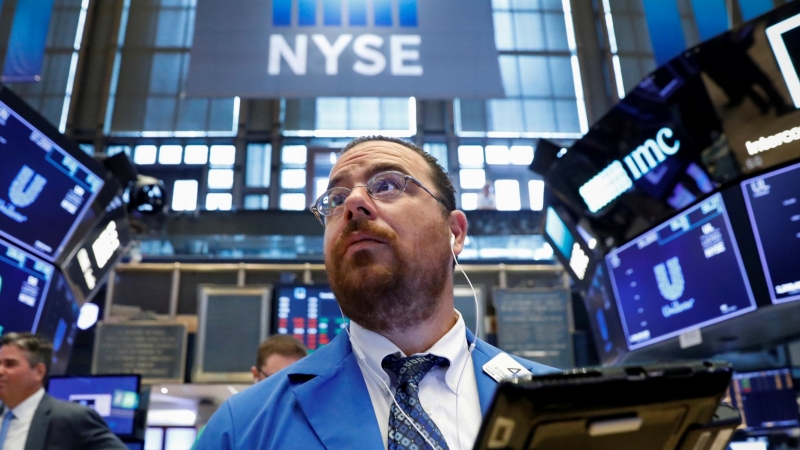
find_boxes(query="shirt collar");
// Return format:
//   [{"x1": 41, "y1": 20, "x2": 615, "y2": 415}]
[
  {"x1": 5, "y1": 387, "x2": 45, "y2": 422},
  {"x1": 349, "y1": 310, "x2": 470, "y2": 393}
]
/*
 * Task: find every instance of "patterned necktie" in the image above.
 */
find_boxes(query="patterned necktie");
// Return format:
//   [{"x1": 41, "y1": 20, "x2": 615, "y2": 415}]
[
  {"x1": 382, "y1": 354, "x2": 451, "y2": 450},
  {"x1": 0, "y1": 409, "x2": 15, "y2": 450}
]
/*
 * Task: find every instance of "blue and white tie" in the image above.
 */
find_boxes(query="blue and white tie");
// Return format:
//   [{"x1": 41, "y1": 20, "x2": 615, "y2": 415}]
[{"x1": 382, "y1": 354, "x2": 450, "y2": 450}]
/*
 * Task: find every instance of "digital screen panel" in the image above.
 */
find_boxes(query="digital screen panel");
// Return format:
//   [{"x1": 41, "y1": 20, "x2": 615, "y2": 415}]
[
  {"x1": 0, "y1": 237, "x2": 54, "y2": 335},
  {"x1": 741, "y1": 160, "x2": 800, "y2": 304},
  {"x1": 274, "y1": 286, "x2": 346, "y2": 352},
  {"x1": 726, "y1": 368, "x2": 800, "y2": 431},
  {"x1": 63, "y1": 195, "x2": 130, "y2": 303},
  {"x1": 606, "y1": 193, "x2": 756, "y2": 350},
  {"x1": 582, "y1": 264, "x2": 627, "y2": 365},
  {"x1": 0, "y1": 99, "x2": 104, "y2": 261},
  {"x1": 48, "y1": 375, "x2": 140, "y2": 436},
  {"x1": 543, "y1": 206, "x2": 595, "y2": 286},
  {"x1": 35, "y1": 272, "x2": 80, "y2": 376}
]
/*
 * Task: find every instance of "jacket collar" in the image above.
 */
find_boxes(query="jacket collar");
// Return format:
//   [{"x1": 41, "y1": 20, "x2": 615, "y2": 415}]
[
  {"x1": 23, "y1": 393, "x2": 52, "y2": 450},
  {"x1": 288, "y1": 329, "x2": 508, "y2": 448},
  {"x1": 289, "y1": 333, "x2": 384, "y2": 449}
]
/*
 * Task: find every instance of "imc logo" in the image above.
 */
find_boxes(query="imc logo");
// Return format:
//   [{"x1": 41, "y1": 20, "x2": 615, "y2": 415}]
[
  {"x1": 268, "y1": 0, "x2": 423, "y2": 76},
  {"x1": 579, "y1": 127, "x2": 680, "y2": 213}
]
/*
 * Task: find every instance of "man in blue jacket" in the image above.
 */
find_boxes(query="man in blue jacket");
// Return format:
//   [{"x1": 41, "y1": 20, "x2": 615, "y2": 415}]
[{"x1": 196, "y1": 136, "x2": 555, "y2": 450}]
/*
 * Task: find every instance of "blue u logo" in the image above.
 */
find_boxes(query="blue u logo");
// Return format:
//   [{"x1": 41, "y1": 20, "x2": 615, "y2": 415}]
[
  {"x1": 9, "y1": 165, "x2": 47, "y2": 208},
  {"x1": 654, "y1": 256, "x2": 685, "y2": 301}
]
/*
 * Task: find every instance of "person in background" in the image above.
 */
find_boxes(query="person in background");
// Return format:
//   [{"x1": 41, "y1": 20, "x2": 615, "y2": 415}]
[
  {"x1": 477, "y1": 180, "x2": 497, "y2": 210},
  {"x1": 0, "y1": 333, "x2": 127, "y2": 450},
  {"x1": 191, "y1": 334, "x2": 309, "y2": 450},
  {"x1": 197, "y1": 136, "x2": 555, "y2": 450},
  {"x1": 251, "y1": 334, "x2": 309, "y2": 382}
]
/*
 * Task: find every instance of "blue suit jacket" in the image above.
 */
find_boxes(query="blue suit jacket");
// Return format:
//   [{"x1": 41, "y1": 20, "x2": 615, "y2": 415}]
[{"x1": 196, "y1": 331, "x2": 556, "y2": 449}]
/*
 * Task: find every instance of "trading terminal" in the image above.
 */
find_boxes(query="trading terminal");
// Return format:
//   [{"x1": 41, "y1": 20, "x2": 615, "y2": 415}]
[{"x1": 1, "y1": 0, "x2": 800, "y2": 449}]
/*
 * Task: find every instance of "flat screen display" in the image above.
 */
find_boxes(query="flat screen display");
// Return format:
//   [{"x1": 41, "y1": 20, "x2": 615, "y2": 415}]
[
  {"x1": 35, "y1": 271, "x2": 80, "y2": 376},
  {"x1": 741, "y1": 160, "x2": 800, "y2": 304},
  {"x1": 0, "y1": 99, "x2": 104, "y2": 261},
  {"x1": 606, "y1": 193, "x2": 757, "y2": 350},
  {"x1": 726, "y1": 368, "x2": 800, "y2": 431},
  {"x1": 63, "y1": 195, "x2": 130, "y2": 303},
  {"x1": 544, "y1": 206, "x2": 594, "y2": 285},
  {"x1": 274, "y1": 285, "x2": 346, "y2": 352},
  {"x1": 48, "y1": 375, "x2": 140, "y2": 436},
  {"x1": 582, "y1": 264, "x2": 627, "y2": 365},
  {"x1": 0, "y1": 237, "x2": 54, "y2": 335}
]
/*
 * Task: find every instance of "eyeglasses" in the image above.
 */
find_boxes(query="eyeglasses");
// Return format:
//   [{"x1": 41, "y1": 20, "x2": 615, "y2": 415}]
[{"x1": 311, "y1": 170, "x2": 447, "y2": 226}]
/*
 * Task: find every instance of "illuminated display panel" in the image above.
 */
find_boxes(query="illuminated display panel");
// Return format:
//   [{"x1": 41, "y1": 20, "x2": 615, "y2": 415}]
[
  {"x1": 48, "y1": 375, "x2": 140, "y2": 436},
  {"x1": 0, "y1": 237, "x2": 54, "y2": 335},
  {"x1": 741, "y1": 160, "x2": 800, "y2": 304},
  {"x1": 0, "y1": 99, "x2": 103, "y2": 261},
  {"x1": 726, "y1": 369, "x2": 800, "y2": 431},
  {"x1": 606, "y1": 193, "x2": 756, "y2": 350},
  {"x1": 273, "y1": 285, "x2": 347, "y2": 351},
  {"x1": 63, "y1": 196, "x2": 130, "y2": 303}
]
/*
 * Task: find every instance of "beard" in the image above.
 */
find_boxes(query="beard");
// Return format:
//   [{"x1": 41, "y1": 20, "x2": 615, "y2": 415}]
[{"x1": 326, "y1": 218, "x2": 451, "y2": 335}]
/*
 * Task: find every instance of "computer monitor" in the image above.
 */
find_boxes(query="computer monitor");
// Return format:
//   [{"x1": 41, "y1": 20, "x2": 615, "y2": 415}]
[
  {"x1": 542, "y1": 205, "x2": 597, "y2": 289},
  {"x1": 47, "y1": 375, "x2": 140, "y2": 437},
  {"x1": 0, "y1": 236, "x2": 54, "y2": 335},
  {"x1": 582, "y1": 264, "x2": 627, "y2": 365},
  {"x1": 62, "y1": 194, "x2": 130, "y2": 303},
  {"x1": 605, "y1": 193, "x2": 757, "y2": 350},
  {"x1": 34, "y1": 271, "x2": 80, "y2": 376},
  {"x1": 726, "y1": 368, "x2": 800, "y2": 431},
  {"x1": 741, "y1": 160, "x2": 800, "y2": 304},
  {"x1": 273, "y1": 285, "x2": 346, "y2": 351},
  {"x1": 0, "y1": 87, "x2": 105, "y2": 262}
]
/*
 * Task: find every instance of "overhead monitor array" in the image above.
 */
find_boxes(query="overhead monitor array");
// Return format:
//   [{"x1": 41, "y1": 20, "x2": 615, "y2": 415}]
[{"x1": 0, "y1": 85, "x2": 131, "y2": 374}]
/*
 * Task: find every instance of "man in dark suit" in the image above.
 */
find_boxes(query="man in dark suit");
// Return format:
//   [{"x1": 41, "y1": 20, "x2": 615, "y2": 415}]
[{"x1": 0, "y1": 332, "x2": 127, "y2": 450}]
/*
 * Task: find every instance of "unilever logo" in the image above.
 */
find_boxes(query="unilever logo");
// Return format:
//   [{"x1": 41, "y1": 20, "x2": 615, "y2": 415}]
[
  {"x1": 654, "y1": 256, "x2": 695, "y2": 318},
  {"x1": 0, "y1": 166, "x2": 47, "y2": 224},
  {"x1": 9, "y1": 166, "x2": 47, "y2": 207}
]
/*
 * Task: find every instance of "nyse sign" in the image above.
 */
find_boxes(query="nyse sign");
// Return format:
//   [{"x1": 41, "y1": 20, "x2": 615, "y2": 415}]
[
  {"x1": 268, "y1": 34, "x2": 422, "y2": 76},
  {"x1": 187, "y1": 0, "x2": 504, "y2": 98}
]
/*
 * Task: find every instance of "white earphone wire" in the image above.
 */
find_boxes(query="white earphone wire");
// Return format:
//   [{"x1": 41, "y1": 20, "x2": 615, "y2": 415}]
[{"x1": 339, "y1": 232, "x2": 481, "y2": 450}]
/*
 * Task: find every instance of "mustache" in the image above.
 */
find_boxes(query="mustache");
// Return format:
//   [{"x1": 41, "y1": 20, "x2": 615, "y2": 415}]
[{"x1": 332, "y1": 219, "x2": 397, "y2": 258}]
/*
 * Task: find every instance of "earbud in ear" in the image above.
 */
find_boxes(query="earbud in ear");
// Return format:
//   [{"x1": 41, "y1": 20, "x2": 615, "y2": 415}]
[{"x1": 450, "y1": 233, "x2": 455, "y2": 247}]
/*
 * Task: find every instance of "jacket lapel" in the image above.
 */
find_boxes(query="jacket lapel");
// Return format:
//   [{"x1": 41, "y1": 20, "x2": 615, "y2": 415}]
[
  {"x1": 290, "y1": 334, "x2": 384, "y2": 449},
  {"x1": 468, "y1": 331, "x2": 504, "y2": 415},
  {"x1": 24, "y1": 394, "x2": 51, "y2": 450}
]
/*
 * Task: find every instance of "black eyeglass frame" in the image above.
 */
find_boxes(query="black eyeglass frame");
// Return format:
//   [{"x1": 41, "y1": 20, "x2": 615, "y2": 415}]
[{"x1": 310, "y1": 170, "x2": 448, "y2": 226}]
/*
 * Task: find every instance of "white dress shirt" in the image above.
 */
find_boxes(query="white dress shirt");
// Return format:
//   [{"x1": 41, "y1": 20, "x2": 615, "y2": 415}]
[
  {"x1": 1, "y1": 387, "x2": 45, "y2": 450},
  {"x1": 350, "y1": 310, "x2": 482, "y2": 450}
]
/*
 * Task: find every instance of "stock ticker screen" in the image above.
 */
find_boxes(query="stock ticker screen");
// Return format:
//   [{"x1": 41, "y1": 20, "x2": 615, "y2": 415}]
[
  {"x1": 0, "y1": 99, "x2": 103, "y2": 262},
  {"x1": 48, "y1": 375, "x2": 140, "y2": 436},
  {"x1": 274, "y1": 286, "x2": 347, "y2": 351},
  {"x1": 741, "y1": 161, "x2": 800, "y2": 304},
  {"x1": 606, "y1": 194, "x2": 757, "y2": 350},
  {"x1": 0, "y1": 237, "x2": 54, "y2": 335},
  {"x1": 726, "y1": 369, "x2": 800, "y2": 431}
]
